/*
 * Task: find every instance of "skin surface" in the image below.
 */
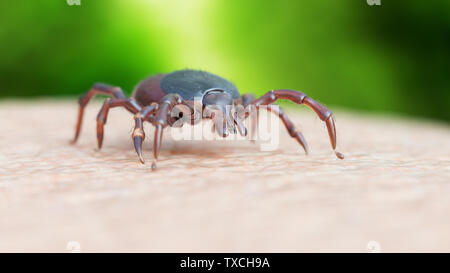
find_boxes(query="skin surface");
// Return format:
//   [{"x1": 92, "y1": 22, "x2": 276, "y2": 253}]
[{"x1": 1, "y1": 101, "x2": 450, "y2": 252}]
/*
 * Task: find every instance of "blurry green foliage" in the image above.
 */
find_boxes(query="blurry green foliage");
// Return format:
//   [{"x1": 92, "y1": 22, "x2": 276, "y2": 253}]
[{"x1": 0, "y1": 0, "x2": 449, "y2": 121}]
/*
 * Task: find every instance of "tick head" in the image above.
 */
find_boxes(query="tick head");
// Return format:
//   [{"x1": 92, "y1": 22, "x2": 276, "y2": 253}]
[{"x1": 202, "y1": 88, "x2": 236, "y2": 137}]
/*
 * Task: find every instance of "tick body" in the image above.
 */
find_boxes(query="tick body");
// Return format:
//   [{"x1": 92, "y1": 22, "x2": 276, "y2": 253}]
[{"x1": 72, "y1": 69, "x2": 343, "y2": 169}]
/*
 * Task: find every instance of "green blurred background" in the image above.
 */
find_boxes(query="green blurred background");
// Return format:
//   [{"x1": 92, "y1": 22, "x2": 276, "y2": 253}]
[{"x1": 1, "y1": 0, "x2": 449, "y2": 121}]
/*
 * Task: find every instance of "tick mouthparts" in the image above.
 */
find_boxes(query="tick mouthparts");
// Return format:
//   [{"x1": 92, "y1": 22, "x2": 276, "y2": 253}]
[
  {"x1": 225, "y1": 109, "x2": 238, "y2": 134},
  {"x1": 213, "y1": 118, "x2": 228, "y2": 137},
  {"x1": 233, "y1": 113, "x2": 247, "y2": 137}
]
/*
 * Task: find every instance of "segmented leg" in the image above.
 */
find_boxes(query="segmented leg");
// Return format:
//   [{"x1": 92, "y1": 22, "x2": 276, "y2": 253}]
[
  {"x1": 132, "y1": 103, "x2": 159, "y2": 164},
  {"x1": 73, "y1": 83, "x2": 127, "y2": 143},
  {"x1": 251, "y1": 90, "x2": 343, "y2": 159},
  {"x1": 265, "y1": 105, "x2": 309, "y2": 154},
  {"x1": 237, "y1": 94, "x2": 257, "y2": 141},
  {"x1": 132, "y1": 94, "x2": 190, "y2": 169},
  {"x1": 96, "y1": 98, "x2": 142, "y2": 149},
  {"x1": 153, "y1": 94, "x2": 186, "y2": 169}
]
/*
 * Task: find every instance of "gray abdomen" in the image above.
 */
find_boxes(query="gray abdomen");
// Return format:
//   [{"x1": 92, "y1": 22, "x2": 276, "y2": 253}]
[{"x1": 159, "y1": 69, "x2": 240, "y2": 100}]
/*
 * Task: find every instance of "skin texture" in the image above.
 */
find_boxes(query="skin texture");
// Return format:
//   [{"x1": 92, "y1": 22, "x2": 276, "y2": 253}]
[
  {"x1": 72, "y1": 70, "x2": 343, "y2": 169},
  {"x1": 2, "y1": 102, "x2": 450, "y2": 252}
]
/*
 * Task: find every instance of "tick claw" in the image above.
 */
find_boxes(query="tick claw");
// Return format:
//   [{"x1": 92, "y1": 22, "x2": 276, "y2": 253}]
[
  {"x1": 153, "y1": 124, "x2": 163, "y2": 160},
  {"x1": 132, "y1": 121, "x2": 146, "y2": 164},
  {"x1": 295, "y1": 131, "x2": 309, "y2": 155},
  {"x1": 133, "y1": 136, "x2": 145, "y2": 164},
  {"x1": 233, "y1": 113, "x2": 247, "y2": 137},
  {"x1": 335, "y1": 151, "x2": 344, "y2": 160},
  {"x1": 325, "y1": 116, "x2": 337, "y2": 150},
  {"x1": 96, "y1": 122, "x2": 104, "y2": 149},
  {"x1": 138, "y1": 154, "x2": 145, "y2": 164},
  {"x1": 97, "y1": 137, "x2": 103, "y2": 150}
]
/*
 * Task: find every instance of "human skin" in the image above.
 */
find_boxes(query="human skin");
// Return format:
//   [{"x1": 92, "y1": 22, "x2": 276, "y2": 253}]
[{"x1": 0, "y1": 100, "x2": 449, "y2": 252}]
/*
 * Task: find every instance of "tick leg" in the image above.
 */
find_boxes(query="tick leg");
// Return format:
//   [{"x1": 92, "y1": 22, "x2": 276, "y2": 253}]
[
  {"x1": 246, "y1": 105, "x2": 259, "y2": 142},
  {"x1": 236, "y1": 93, "x2": 256, "y2": 108},
  {"x1": 251, "y1": 90, "x2": 343, "y2": 159},
  {"x1": 151, "y1": 94, "x2": 184, "y2": 169},
  {"x1": 266, "y1": 105, "x2": 309, "y2": 154},
  {"x1": 73, "y1": 83, "x2": 127, "y2": 143},
  {"x1": 237, "y1": 94, "x2": 258, "y2": 142},
  {"x1": 132, "y1": 94, "x2": 190, "y2": 168},
  {"x1": 132, "y1": 103, "x2": 159, "y2": 164},
  {"x1": 96, "y1": 98, "x2": 141, "y2": 149}
]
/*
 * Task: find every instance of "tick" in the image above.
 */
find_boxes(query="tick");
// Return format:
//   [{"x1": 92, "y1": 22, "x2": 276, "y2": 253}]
[{"x1": 72, "y1": 69, "x2": 343, "y2": 169}]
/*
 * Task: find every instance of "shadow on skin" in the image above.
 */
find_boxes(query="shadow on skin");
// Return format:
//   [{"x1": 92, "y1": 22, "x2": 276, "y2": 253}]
[{"x1": 85, "y1": 137, "x2": 258, "y2": 159}]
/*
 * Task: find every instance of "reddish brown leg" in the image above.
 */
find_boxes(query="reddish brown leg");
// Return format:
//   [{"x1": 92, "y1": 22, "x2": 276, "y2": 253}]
[
  {"x1": 132, "y1": 103, "x2": 159, "y2": 164},
  {"x1": 251, "y1": 90, "x2": 343, "y2": 159},
  {"x1": 237, "y1": 94, "x2": 257, "y2": 141},
  {"x1": 151, "y1": 94, "x2": 185, "y2": 169},
  {"x1": 73, "y1": 83, "x2": 127, "y2": 143},
  {"x1": 96, "y1": 98, "x2": 142, "y2": 149},
  {"x1": 266, "y1": 105, "x2": 309, "y2": 154},
  {"x1": 131, "y1": 94, "x2": 186, "y2": 169}
]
